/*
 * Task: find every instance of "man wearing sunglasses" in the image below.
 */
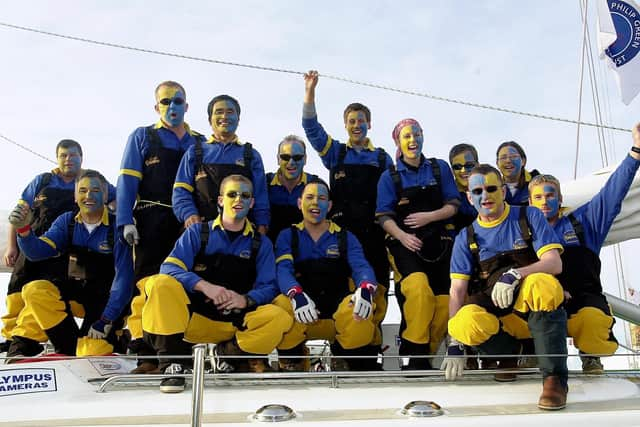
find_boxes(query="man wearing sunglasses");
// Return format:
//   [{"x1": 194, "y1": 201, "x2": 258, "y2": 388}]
[
  {"x1": 140, "y1": 175, "x2": 291, "y2": 393},
  {"x1": 448, "y1": 143, "x2": 479, "y2": 232},
  {"x1": 442, "y1": 164, "x2": 569, "y2": 410},
  {"x1": 273, "y1": 178, "x2": 379, "y2": 371},
  {"x1": 527, "y1": 123, "x2": 640, "y2": 375},
  {"x1": 117, "y1": 81, "x2": 206, "y2": 374},
  {"x1": 172, "y1": 94, "x2": 270, "y2": 236},
  {"x1": 303, "y1": 71, "x2": 393, "y2": 368},
  {"x1": 265, "y1": 135, "x2": 318, "y2": 243}
]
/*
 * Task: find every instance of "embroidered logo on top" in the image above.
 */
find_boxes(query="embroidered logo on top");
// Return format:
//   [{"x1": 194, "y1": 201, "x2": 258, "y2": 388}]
[
  {"x1": 513, "y1": 238, "x2": 528, "y2": 250},
  {"x1": 334, "y1": 170, "x2": 346, "y2": 180},
  {"x1": 98, "y1": 241, "x2": 113, "y2": 252},
  {"x1": 398, "y1": 197, "x2": 410, "y2": 206},
  {"x1": 605, "y1": 0, "x2": 640, "y2": 67},
  {"x1": 235, "y1": 159, "x2": 246, "y2": 167},
  {"x1": 193, "y1": 263, "x2": 207, "y2": 272},
  {"x1": 239, "y1": 249, "x2": 251, "y2": 259},
  {"x1": 145, "y1": 156, "x2": 160, "y2": 167},
  {"x1": 195, "y1": 170, "x2": 208, "y2": 181},
  {"x1": 0, "y1": 368, "x2": 57, "y2": 397},
  {"x1": 326, "y1": 244, "x2": 340, "y2": 258},
  {"x1": 563, "y1": 229, "x2": 580, "y2": 244}
]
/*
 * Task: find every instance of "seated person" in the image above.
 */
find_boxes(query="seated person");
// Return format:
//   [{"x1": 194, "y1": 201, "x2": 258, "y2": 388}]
[
  {"x1": 140, "y1": 174, "x2": 292, "y2": 393},
  {"x1": 442, "y1": 164, "x2": 568, "y2": 411},
  {"x1": 7, "y1": 170, "x2": 132, "y2": 360},
  {"x1": 527, "y1": 123, "x2": 640, "y2": 373},
  {"x1": 273, "y1": 178, "x2": 380, "y2": 371}
]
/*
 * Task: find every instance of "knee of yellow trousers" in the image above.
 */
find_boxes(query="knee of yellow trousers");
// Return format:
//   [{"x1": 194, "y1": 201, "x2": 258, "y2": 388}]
[
  {"x1": 21, "y1": 280, "x2": 61, "y2": 304},
  {"x1": 400, "y1": 273, "x2": 436, "y2": 343},
  {"x1": 239, "y1": 305, "x2": 294, "y2": 354},
  {"x1": 515, "y1": 273, "x2": 564, "y2": 312},
  {"x1": 429, "y1": 295, "x2": 450, "y2": 354},
  {"x1": 272, "y1": 294, "x2": 294, "y2": 315},
  {"x1": 184, "y1": 314, "x2": 236, "y2": 344},
  {"x1": 568, "y1": 307, "x2": 618, "y2": 355},
  {"x1": 334, "y1": 300, "x2": 375, "y2": 349},
  {"x1": 2, "y1": 293, "x2": 25, "y2": 339},
  {"x1": 21, "y1": 280, "x2": 67, "y2": 330},
  {"x1": 500, "y1": 313, "x2": 532, "y2": 339},
  {"x1": 449, "y1": 304, "x2": 500, "y2": 347},
  {"x1": 278, "y1": 322, "x2": 307, "y2": 350},
  {"x1": 141, "y1": 274, "x2": 190, "y2": 335},
  {"x1": 76, "y1": 337, "x2": 114, "y2": 356},
  {"x1": 127, "y1": 277, "x2": 151, "y2": 339}
]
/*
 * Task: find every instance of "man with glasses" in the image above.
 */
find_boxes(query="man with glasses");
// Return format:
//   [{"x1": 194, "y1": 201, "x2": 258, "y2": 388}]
[
  {"x1": 140, "y1": 174, "x2": 291, "y2": 393},
  {"x1": 449, "y1": 143, "x2": 479, "y2": 232},
  {"x1": 527, "y1": 123, "x2": 640, "y2": 374},
  {"x1": 117, "y1": 81, "x2": 206, "y2": 374},
  {"x1": 303, "y1": 71, "x2": 393, "y2": 369},
  {"x1": 442, "y1": 164, "x2": 568, "y2": 410},
  {"x1": 265, "y1": 135, "x2": 318, "y2": 243},
  {"x1": 2, "y1": 140, "x2": 116, "y2": 355},
  {"x1": 172, "y1": 94, "x2": 270, "y2": 235}
]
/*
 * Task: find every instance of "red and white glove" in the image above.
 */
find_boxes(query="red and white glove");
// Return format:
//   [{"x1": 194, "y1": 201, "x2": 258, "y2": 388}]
[
  {"x1": 351, "y1": 281, "x2": 376, "y2": 320},
  {"x1": 288, "y1": 285, "x2": 319, "y2": 324}
]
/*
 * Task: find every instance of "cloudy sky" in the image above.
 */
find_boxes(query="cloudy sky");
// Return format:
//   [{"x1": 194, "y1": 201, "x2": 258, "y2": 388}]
[{"x1": 1, "y1": 1, "x2": 639, "y2": 355}]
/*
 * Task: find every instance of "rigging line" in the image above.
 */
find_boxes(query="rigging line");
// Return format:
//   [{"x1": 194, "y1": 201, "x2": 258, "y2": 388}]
[
  {"x1": 0, "y1": 132, "x2": 56, "y2": 164},
  {"x1": 0, "y1": 20, "x2": 633, "y2": 134},
  {"x1": 574, "y1": 0, "x2": 589, "y2": 179}
]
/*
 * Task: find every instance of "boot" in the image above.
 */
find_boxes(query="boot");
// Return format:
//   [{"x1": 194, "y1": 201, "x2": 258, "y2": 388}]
[
  {"x1": 6, "y1": 336, "x2": 44, "y2": 363},
  {"x1": 214, "y1": 339, "x2": 247, "y2": 372},
  {"x1": 538, "y1": 375, "x2": 568, "y2": 410},
  {"x1": 581, "y1": 355, "x2": 604, "y2": 375},
  {"x1": 278, "y1": 343, "x2": 310, "y2": 372},
  {"x1": 44, "y1": 315, "x2": 79, "y2": 356}
]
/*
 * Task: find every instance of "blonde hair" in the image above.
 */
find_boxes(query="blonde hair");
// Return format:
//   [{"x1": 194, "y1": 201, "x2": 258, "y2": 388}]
[
  {"x1": 528, "y1": 174, "x2": 562, "y2": 199},
  {"x1": 220, "y1": 174, "x2": 253, "y2": 194}
]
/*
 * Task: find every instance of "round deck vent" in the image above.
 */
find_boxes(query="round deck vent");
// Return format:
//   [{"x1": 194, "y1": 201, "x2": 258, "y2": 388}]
[
  {"x1": 401, "y1": 400, "x2": 444, "y2": 417},
  {"x1": 252, "y1": 404, "x2": 296, "y2": 422}
]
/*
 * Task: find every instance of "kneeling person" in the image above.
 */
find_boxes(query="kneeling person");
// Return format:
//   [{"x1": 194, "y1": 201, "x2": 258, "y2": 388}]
[
  {"x1": 7, "y1": 170, "x2": 132, "y2": 359},
  {"x1": 274, "y1": 179, "x2": 379, "y2": 371},
  {"x1": 142, "y1": 174, "x2": 292, "y2": 393}
]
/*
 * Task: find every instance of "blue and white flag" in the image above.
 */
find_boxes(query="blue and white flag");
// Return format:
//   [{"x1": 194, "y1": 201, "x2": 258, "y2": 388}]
[{"x1": 597, "y1": 0, "x2": 640, "y2": 105}]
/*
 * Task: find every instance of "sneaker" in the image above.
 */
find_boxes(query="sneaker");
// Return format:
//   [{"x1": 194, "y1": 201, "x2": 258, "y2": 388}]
[
  {"x1": 581, "y1": 356, "x2": 604, "y2": 375},
  {"x1": 130, "y1": 361, "x2": 162, "y2": 374},
  {"x1": 159, "y1": 363, "x2": 190, "y2": 393}
]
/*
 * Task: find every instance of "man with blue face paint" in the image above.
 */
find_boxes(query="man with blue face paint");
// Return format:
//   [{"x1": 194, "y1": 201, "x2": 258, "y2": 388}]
[
  {"x1": 449, "y1": 143, "x2": 479, "y2": 232},
  {"x1": 443, "y1": 164, "x2": 569, "y2": 410},
  {"x1": 117, "y1": 81, "x2": 206, "y2": 374},
  {"x1": 528, "y1": 123, "x2": 640, "y2": 375},
  {"x1": 266, "y1": 135, "x2": 318, "y2": 243},
  {"x1": 172, "y1": 94, "x2": 270, "y2": 235},
  {"x1": 496, "y1": 141, "x2": 540, "y2": 206},
  {"x1": 6, "y1": 170, "x2": 133, "y2": 360},
  {"x1": 303, "y1": 71, "x2": 393, "y2": 368},
  {"x1": 376, "y1": 118, "x2": 460, "y2": 371},
  {"x1": 273, "y1": 178, "x2": 379, "y2": 371},
  {"x1": 2, "y1": 140, "x2": 116, "y2": 355},
  {"x1": 139, "y1": 175, "x2": 291, "y2": 393}
]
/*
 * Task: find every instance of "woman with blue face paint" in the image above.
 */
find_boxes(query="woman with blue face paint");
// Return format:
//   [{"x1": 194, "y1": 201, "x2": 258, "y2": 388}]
[
  {"x1": 376, "y1": 118, "x2": 460, "y2": 370},
  {"x1": 496, "y1": 141, "x2": 540, "y2": 206},
  {"x1": 527, "y1": 122, "x2": 640, "y2": 375},
  {"x1": 265, "y1": 135, "x2": 318, "y2": 243},
  {"x1": 7, "y1": 170, "x2": 133, "y2": 360},
  {"x1": 443, "y1": 163, "x2": 569, "y2": 410}
]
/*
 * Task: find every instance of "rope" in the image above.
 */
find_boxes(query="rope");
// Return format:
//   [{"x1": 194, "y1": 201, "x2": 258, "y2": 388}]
[
  {"x1": 0, "y1": 132, "x2": 56, "y2": 164},
  {"x1": 0, "y1": 20, "x2": 632, "y2": 134}
]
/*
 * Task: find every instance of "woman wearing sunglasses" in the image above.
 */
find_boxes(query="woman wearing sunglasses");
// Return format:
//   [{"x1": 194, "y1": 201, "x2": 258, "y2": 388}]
[
  {"x1": 376, "y1": 118, "x2": 460, "y2": 370},
  {"x1": 449, "y1": 143, "x2": 479, "y2": 232},
  {"x1": 496, "y1": 141, "x2": 540, "y2": 206}
]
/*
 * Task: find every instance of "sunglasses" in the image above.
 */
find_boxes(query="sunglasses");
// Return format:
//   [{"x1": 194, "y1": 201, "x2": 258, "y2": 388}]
[
  {"x1": 470, "y1": 185, "x2": 500, "y2": 196},
  {"x1": 280, "y1": 154, "x2": 305, "y2": 162},
  {"x1": 452, "y1": 162, "x2": 477, "y2": 171},
  {"x1": 225, "y1": 191, "x2": 252, "y2": 200},
  {"x1": 158, "y1": 97, "x2": 185, "y2": 106}
]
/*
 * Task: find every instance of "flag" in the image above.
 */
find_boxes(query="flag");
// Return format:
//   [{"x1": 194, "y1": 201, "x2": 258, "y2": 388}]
[{"x1": 597, "y1": 0, "x2": 640, "y2": 105}]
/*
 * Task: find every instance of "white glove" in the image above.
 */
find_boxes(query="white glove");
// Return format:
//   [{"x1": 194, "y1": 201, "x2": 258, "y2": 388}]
[
  {"x1": 491, "y1": 268, "x2": 522, "y2": 309},
  {"x1": 123, "y1": 224, "x2": 140, "y2": 246},
  {"x1": 440, "y1": 338, "x2": 466, "y2": 381},
  {"x1": 87, "y1": 318, "x2": 112, "y2": 339},
  {"x1": 289, "y1": 286, "x2": 319, "y2": 324},
  {"x1": 351, "y1": 281, "x2": 376, "y2": 320},
  {"x1": 8, "y1": 204, "x2": 32, "y2": 230}
]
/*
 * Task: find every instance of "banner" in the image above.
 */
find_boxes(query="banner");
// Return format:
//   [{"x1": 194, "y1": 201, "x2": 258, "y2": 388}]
[{"x1": 597, "y1": 0, "x2": 640, "y2": 104}]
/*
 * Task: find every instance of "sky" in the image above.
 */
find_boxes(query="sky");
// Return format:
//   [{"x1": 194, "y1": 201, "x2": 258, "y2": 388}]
[{"x1": 1, "y1": 1, "x2": 640, "y2": 363}]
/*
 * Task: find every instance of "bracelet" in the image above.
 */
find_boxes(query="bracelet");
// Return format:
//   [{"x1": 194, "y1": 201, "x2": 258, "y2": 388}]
[
  {"x1": 631, "y1": 146, "x2": 640, "y2": 154},
  {"x1": 16, "y1": 225, "x2": 31, "y2": 234}
]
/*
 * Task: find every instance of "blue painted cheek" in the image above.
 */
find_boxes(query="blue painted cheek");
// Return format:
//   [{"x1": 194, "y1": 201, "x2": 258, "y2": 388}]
[
  {"x1": 165, "y1": 103, "x2": 186, "y2": 127},
  {"x1": 358, "y1": 123, "x2": 368, "y2": 137},
  {"x1": 546, "y1": 197, "x2": 559, "y2": 217},
  {"x1": 317, "y1": 200, "x2": 330, "y2": 219}
]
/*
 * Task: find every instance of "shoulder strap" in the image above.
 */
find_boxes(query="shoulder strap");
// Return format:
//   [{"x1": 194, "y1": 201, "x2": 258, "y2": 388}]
[
  {"x1": 243, "y1": 142, "x2": 253, "y2": 168},
  {"x1": 67, "y1": 215, "x2": 76, "y2": 247},
  {"x1": 145, "y1": 125, "x2": 161, "y2": 157},
  {"x1": 194, "y1": 139, "x2": 204, "y2": 171},
  {"x1": 428, "y1": 157, "x2": 441, "y2": 186},
  {"x1": 198, "y1": 223, "x2": 210, "y2": 256},
  {"x1": 266, "y1": 172, "x2": 274, "y2": 184},
  {"x1": 389, "y1": 164, "x2": 403, "y2": 196},
  {"x1": 290, "y1": 226, "x2": 299, "y2": 261},
  {"x1": 466, "y1": 223, "x2": 479, "y2": 262},
  {"x1": 338, "y1": 230, "x2": 348, "y2": 260},
  {"x1": 518, "y1": 206, "x2": 532, "y2": 242},
  {"x1": 250, "y1": 232, "x2": 262, "y2": 261},
  {"x1": 377, "y1": 148, "x2": 387, "y2": 171},
  {"x1": 337, "y1": 144, "x2": 347, "y2": 170},
  {"x1": 37, "y1": 172, "x2": 53, "y2": 195},
  {"x1": 567, "y1": 213, "x2": 585, "y2": 246},
  {"x1": 107, "y1": 214, "x2": 115, "y2": 247}
]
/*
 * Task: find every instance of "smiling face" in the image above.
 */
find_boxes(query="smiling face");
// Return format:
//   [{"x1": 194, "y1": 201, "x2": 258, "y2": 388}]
[
  {"x1": 210, "y1": 100, "x2": 239, "y2": 137},
  {"x1": 218, "y1": 179, "x2": 254, "y2": 221},
  {"x1": 298, "y1": 183, "x2": 331, "y2": 225},
  {"x1": 57, "y1": 146, "x2": 82, "y2": 178},
  {"x1": 344, "y1": 110, "x2": 370, "y2": 144},
  {"x1": 397, "y1": 124, "x2": 424, "y2": 160},
  {"x1": 75, "y1": 176, "x2": 106, "y2": 216},
  {"x1": 530, "y1": 183, "x2": 561, "y2": 220},
  {"x1": 451, "y1": 150, "x2": 477, "y2": 190},
  {"x1": 278, "y1": 140, "x2": 306, "y2": 180},
  {"x1": 497, "y1": 145, "x2": 524, "y2": 182},
  {"x1": 155, "y1": 85, "x2": 187, "y2": 127},
  {"x1": 467, "y1": 172, "x2": 505, "y2": 219}
]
